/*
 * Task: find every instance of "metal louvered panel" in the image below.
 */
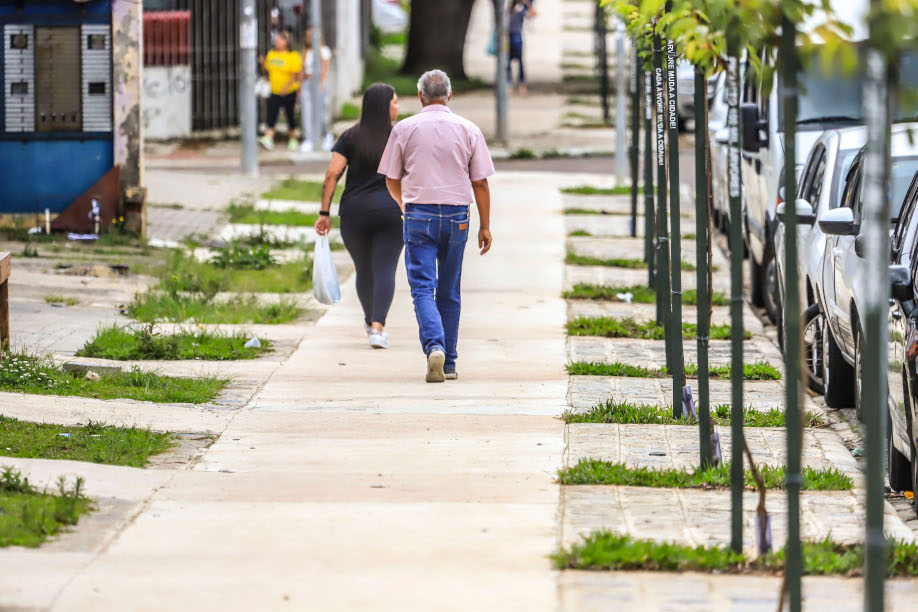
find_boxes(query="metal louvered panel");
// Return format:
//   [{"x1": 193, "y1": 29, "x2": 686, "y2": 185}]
[
  {"x1": 35, "y1": 27, "x2": 82, "y2": 132},
  {"x1": 82, "y1": 25, "x2": 112, "y2": 132},
  {"x1": 4, "y1": 25, "x2": 35, "y2": 133}
]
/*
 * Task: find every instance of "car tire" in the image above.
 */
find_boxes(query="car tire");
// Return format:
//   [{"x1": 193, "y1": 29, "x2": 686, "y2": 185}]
[
  {"x1": 888, "y1": 411, "x2": 912, "y2": 492},
  {"x1": 750, "y1": 254, "x2": 765, "y2": 308},
  {"x1": 823, "y1": 318, "x2": 855, "y2": 409},
  {"x1": 854, "y1": 323, "x2": 866, "y2": 421},
  {"x1": 762, "y1": 246, "x2": 780, "y2": 324},
  {"x1": 802, "y1": 304, "x2": 825, "y2": 395}
]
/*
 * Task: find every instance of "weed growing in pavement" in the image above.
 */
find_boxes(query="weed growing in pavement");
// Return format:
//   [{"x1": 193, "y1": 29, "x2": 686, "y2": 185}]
[
  {"x1": 551, "y1": 533, "x2": 918, "y2": 575},
  {"x1": 77, "y1": 325, "x2": 271, "y2": 361},
  {"x1": 565, "y1": 252, "x2": 697, "y2": 271},
  {"x1": 568, "y1": 230, "x2": 593, "y2": 237},
  {"x1": 565, "y1": 316, "x2": 746, "y2": 340},
  {"x1": 563, "y1": 283, "x2": 729, "y2": 306},
  {"x1": 129, "y1": 293, "x2": 304, "y2": 325},
  {"x1": 210, "y1": 242, "x2": 277, "y2": 270},
  {"x1": 509, "y1": 148, "x2": 538, "y2": 160},
  {"x1": 561, "y1": 185, "x2": 640, "y2": 196},
  {"x1": 564, "y1": 208, "x2": 629, "y2": 216},
  {"x1": 0, "y1": 351, "x2": 227, "y2": 404},
  {"x1": 556, "y1": 459, "x2": 853, "y2": 491},
  {"x1": 228, "y1": 203, "x2": 340, "y2": 228},
  {"x1": 43, "y1": 295, "x2": 77, "y2": 307},
  {"x1": 565, "y1": 361, "x2": 782, "y2": 380},
  {"x1": 0, "y1": 466, "x2": 91, "y2": 548},
  {"x1": 260, "y1": 178, "x2": 342, "y2": 202},
  {"x1": 561, "y1": 400, "x2": 826, "y2": 428},
  {"x1": 0, "y1": 416, "x2": 173, "y2": 467}
]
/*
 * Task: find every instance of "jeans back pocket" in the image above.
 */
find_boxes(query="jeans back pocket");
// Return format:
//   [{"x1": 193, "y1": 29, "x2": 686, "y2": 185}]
[
  {"x1": 449, "y1": 217, "x2": 470, "y2": 245},
  {"x1": 404, "y1": 217, "x2": 432, "y2": 244}
]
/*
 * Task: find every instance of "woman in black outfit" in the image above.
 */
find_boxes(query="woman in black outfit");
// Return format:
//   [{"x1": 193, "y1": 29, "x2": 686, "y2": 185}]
[{"x1": 315, "y1": 84, "x2": 402, "y2": 349}]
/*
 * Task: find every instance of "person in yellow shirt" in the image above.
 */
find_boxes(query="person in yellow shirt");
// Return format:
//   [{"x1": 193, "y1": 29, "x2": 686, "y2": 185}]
[{"x1": 259, "y1": 32, "x2": 302, "y2": 151}]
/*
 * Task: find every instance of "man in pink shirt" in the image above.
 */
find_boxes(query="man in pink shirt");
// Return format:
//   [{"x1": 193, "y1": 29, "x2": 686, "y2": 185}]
[{"x1": 378, "y1": 69, "x2": 495, "y2": 383}]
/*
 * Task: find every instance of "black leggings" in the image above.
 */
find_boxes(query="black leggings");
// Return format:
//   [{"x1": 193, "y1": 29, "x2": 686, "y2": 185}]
[
  {"x1": 339, "y1": 207, "x2": 404, "y2": 327},
  {"x1": 266, "y1": 92, "x2": 297, "y2": 129}
]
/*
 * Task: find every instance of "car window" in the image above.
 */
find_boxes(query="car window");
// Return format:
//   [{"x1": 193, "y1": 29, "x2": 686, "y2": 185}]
[
  {"x1": 807, "y1": 146, "x2": 828, "y2": 205},
  {"x1": 841, "y1": 161, "x2": 861, "y2": 214},
  {"x1": 832, "y1": 150, "x2": 859, "y2": 210},
  {"x1": 894, "y1": 172, "x2": 918, "y2": 254},
  {"x1": 890, "y1": 157, "x2": 918, "y2": 220},
  {"x1": 797, "y1": 148, "x2": 818, "y2": 199}
]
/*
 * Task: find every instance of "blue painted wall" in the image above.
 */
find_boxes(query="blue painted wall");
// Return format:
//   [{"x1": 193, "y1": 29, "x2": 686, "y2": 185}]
[{"x1": 0, "y1": 0, "x2": 113, "y2": 214}]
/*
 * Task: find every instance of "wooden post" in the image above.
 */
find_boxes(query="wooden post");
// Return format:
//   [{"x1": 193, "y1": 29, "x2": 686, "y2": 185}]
[{"x1": 0, "y1": 252, "x2": 10, "y2": 350}]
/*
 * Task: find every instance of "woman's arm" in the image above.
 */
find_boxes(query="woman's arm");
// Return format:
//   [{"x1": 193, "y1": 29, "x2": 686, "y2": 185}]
[
  {"x1": 315, "y1": 152, "x2": 347, "y2": 235},
  {"x1": 320, "y1": 53, "x2": 330, "y2": 88}
]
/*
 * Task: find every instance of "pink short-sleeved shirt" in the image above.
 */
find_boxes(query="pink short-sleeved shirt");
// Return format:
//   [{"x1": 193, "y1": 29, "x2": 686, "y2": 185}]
[{"x1": 378, "y1": 104, "x2": 495, "y2": 206}]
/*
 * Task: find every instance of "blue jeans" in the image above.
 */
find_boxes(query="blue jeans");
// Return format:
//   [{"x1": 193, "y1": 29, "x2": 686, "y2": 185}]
[{"x1": 403, "y1": 204, "x2": 470, "y2": 369}]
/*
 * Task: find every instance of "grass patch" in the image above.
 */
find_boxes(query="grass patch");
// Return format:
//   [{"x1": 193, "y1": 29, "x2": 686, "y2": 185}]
[
  {"x1": 228, "y1": 203, "x2": 340, "y2": 228},
  {"x1": 562, "y1": 185, "x2": 638, "y2": 196},
  {"x1": 149, "y1": 202, "x2": 184, "y2": 210},
  {"x1": 362, "y1": 49, "x2": 484, "y2": 97},
  {"x1": 76, "y1": 325, "x2": 271, "y2": 361},
  {"x1": 561, "y1": 400, "x2": 826, "y2": 428},
  {"x1": 0, "y1": 416, "x2": 173, "y2": 467},
  {"x1": 509, "y1": 148, "x2": 538, "y2": 160},
  {"x1": 156, "y1": 248, "x2": 311, "y2": 294},
  {"x1": 563, "y1": 283, "x2": 729, "y2": 306},
  {"x1": 566, "y1": 95, "x2": 599, "y2": 105},
  {"x1": 0, "y1": 467, "x2": 91, "y2": 548},
  {"x1": 565, "y1": 252, "x2": 697, "y2": 271},
  {"x1": 551, "y1": 533, "x2": 918, "y2": 576},
  {"x1": 0, "y1": 351, "x2": 227, "y2": 404},
  {"x1": 129, "y1": 293, "x2": 304, "y2": 325},
  {"x1": 569, "y1": 230, "x2": 592, "y2": 237},
  {"x1": 557, "y1": 458, "x2": 853, "y2": 491},
  {"x1": 43, "y1": 295, "x2": 77, "y2": 307},
  {"x1": 565, "y1": 361, "x2": 782, "y2": 381},
  {"x1": 565, "y1": 316, "x2": 745, "y2": 341},
  {"x1": 564, "y1": 207, "x2": 627, "y2": 216},
  {"x1": 261, "y1": 178, "x2": 341, "y2": 202}
]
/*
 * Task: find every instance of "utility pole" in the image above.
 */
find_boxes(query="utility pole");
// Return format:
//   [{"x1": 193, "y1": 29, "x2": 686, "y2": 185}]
[
  {"x1": 615, "y1": 18, "x2": 627, "y2": 184},
  {"x1": 309, "y1": 0, "x2": 323, "y2": 151},
  {"x1": 595, "y1": 3, "x2": 610, "y2": 125},
  {"x1": 239, "y1": 0, "x2": 258, "y2": 176},
  {"x1": 665, "y1": 1, "x2": 683, "y2": 418},
  {"x1": 495, "y1": 0, "x2": 509, "y2": 146}
]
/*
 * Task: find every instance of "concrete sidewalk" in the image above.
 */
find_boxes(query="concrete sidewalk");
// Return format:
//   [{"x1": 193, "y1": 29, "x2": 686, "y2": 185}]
[{"x1": 1, "y1": 171, "x2": 570, "y2": 611}]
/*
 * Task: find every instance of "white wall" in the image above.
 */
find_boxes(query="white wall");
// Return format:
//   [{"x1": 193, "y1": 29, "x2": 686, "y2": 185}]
[
  {"x1": 142, "y1": 66, "x2": 192, "y2": 140},
  {"x1": 329, "y1": 0, "x2": 364, "y2": 113}
]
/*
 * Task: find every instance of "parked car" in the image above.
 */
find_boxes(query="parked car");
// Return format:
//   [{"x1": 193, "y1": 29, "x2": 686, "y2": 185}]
[
  {"x1": 676, "y1": 60, "x2": 719, "y2": 131},
  {"x1": 774, "y1": 127, "x2": 865, "y2": 392},
  {"x1": 707, "y1": 72, "x2": 731, "y2": 233},
  {"x1": 817, "y1": 124, "x2": 918, "y2": 414},
  {"x1": 885, "y1": 167, "x2": 918, "y2": 514}
]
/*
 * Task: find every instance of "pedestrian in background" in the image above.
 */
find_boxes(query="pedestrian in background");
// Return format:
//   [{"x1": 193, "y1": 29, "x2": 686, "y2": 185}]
[
  {"x1": 259, "y1": 31, "x2": 302, "y2": 152},
  {"x1": 508, "y1": 0, "x2": 535, "y2": 96},
  {"x1": 300, "y1": 28, "x2": 334, "y2": 152},
  {"x1": 315, "y1": 84, "x2": 403, "y2": 350},
  {"x1": 379, "y1": 70, "x2": 495, "y2": 383}
]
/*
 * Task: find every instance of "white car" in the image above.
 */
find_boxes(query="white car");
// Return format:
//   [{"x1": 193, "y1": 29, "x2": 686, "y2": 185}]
[
  {"x1": 774, "y1": 126, "x2": 866, "y2": 393},
  {"x1": 676, "y1": 60, "x2": 718, "y2": 131},
  {"x1": 707, "y1": 72, "x2": 730, "y2": 233}
]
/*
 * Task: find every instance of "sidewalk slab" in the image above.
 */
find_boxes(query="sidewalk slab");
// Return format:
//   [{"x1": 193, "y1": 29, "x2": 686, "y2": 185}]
[
  {"x1": 567, "y1": 235, "x2": 730, "y2": 269},
  {"x1": 564, "y1": 263, "x2": 731, "y2": 293},
  {"x1": 566, "y1": 300, "x2": 766, "y2": 333},
  {"x1": 567, "y1": 336, "x2": 784, "y2": 370}
]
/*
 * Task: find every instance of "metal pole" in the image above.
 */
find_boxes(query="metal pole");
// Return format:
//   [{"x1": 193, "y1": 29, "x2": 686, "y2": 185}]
[
  {"x1": 694, "y1": 65, "x2": 712, "y2": 467},
  {"x1": 644, "y1": 69, "x2": 656, "y2": 286},
  {"x1": 863, "y1": 4, "x2": 891, "y2": 607},
  {"x1": 726, "y1": 33, "x2": 744, "y2": 554},
  {"x1": 665, "y1": 6, "x2": 683, "y2": 418},
  {"x1": 630, "y1": 47, "x2": 640, "y2": 239},
  {"x1": 310, "y1": 0, "x2": 323, "y2": 151},
  {"x1": 240, "y1": 0, "x2": 258, "y2": 176},
  {"x1": 653, "y1": 28, "x2": 671, "y2": 370},
  {"x1": 780, "y1": 15, "x2": 803, "y2": 612},
  {"x1": 615, "y1": 19, "x2": 628, "y2": 182},
  {"x1": 495, "y1": 0, "x2": 509, "y2": 146},
  {"x1": 596, "y1": 4, "x2": 610, "y2": 125}
]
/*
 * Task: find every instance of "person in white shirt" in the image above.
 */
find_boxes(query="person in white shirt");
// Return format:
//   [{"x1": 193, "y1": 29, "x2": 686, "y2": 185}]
[{"x1": 300, "y1": 29, "x2": 333, "y2": 152}]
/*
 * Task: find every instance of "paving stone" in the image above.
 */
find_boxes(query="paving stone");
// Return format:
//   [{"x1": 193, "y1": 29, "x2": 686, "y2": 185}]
[
  {"x1": 567, "y1": 336, "x2": 784, "y2": 370},
  {"x1": 558, "y1": 571, "x2": 918, "y2": 611},
  {"x1": 567, "y1": 236, "x2": 730, "y2": 270},
  {"x1": 563, "y1": 424, "x2": 859, "y2": 481},
  {"x1": 564, "y1": 264, "x2": 732, "y2": 293},
  {"x1": 562, "y1": 194, "x2": 633, "y2": 214},
  {"x1": 147, "y1": 206, "x2": 223, "y2": 244},
  {"x1": 559, "y1": 486, "x2": 914, "y2": 555},
  {"x1": 566, "y1": 215, "x2": 644, "y2": 238},
  {"x1": 566, "y1": 375, "x2": 793, "y2": 413},
  {"x1": 566, "y1": 300, "x2": 765, "y2": 333}
]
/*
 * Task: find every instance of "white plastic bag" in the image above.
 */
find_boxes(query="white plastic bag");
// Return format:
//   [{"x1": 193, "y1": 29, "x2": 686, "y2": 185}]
[
  {"x1": 254, "y1": 77, "x2": 271, "y2": 99},
  {"x1": 312, "y1": 235, "x2": 340, "y2": 305}
]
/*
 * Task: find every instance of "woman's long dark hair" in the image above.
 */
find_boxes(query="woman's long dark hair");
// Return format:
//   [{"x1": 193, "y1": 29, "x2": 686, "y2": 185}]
[{"x1": 354, "y1": 83, "x2": 396, "y2": 167}]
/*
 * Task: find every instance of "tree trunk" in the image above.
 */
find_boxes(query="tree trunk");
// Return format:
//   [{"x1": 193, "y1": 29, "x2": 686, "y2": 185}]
[{"x1": 401, "y1": 0, "x2": 476, "y2": 79}]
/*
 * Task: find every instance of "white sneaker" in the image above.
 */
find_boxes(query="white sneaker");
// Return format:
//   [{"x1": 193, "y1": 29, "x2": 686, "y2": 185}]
[
  {"x1": 369, "y1": 330, "x2": 389, "y2": 349},
  {"x1": 299, "y1": 141, "x2": 315, "y2": 153},
  {"x1": 426, "y1": 349, "x2": 446, "y2": 383},
  {"x1": 364, "y1": 323, "x2": 372, "y2": 335},
  {"x1": 322, "y1": 133, "x2": 335, "y2": 151}
]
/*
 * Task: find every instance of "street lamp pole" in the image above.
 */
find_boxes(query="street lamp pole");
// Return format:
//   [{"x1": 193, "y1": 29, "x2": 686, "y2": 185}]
[
  {"x1": 495, "y1": 0, "x2": 509, "y2": 146},
  {"x1": 239, "y1": 0, "x2": 258, "y2": 176},
  {"x1": 310, "y1": 0, "x2": 324, "y2": 151}
]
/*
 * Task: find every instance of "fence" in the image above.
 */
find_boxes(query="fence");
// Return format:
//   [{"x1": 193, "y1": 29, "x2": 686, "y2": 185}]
[{"x1": 0, "y1": 252, "x2": 9, "y2": 349}]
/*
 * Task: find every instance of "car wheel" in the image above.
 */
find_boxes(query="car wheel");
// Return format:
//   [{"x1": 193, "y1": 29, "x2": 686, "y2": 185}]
[
  {"x1": 802, "y1": 304, "x2": 825, "y2": 395},
  {"x1": 750, "y1": 254, "x2": 765, "y2": 307},
  {"x1": 823, "y1": 318, "x2": 855, "y2": 408},
  {"x1": 855, "y1": 323, "x2": 866, "y2": 422},
  {"x1": 762, "y1": 247, "x2": 780, "y2": 324},
  {"x1": 888, "y1": 410, "x2": 912, "y2": 492}
]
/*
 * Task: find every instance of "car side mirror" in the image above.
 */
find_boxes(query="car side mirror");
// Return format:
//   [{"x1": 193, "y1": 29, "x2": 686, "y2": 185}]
[
  {"x1": 741, "y1": 103, "x2": 767, "y2": 152},
  {"x1": 776, "y1": 199, "x2": 817, "y2": 226},
  {"x1": 818, "y1": 207, "x2": 859, "y2": 236},
  {"x1": 890, "y1": 264, "x2": 913, "y2": 302}
]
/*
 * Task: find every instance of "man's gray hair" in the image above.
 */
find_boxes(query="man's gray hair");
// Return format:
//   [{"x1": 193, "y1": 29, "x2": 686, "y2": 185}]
[{"x1": 417, "y1": 69, "x2": 452, "y2": 103}]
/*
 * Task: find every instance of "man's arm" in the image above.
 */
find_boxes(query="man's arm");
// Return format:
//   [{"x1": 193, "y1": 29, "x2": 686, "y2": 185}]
[
  {"x1": 386, "y1": 178, "x2": 404, "y2": 212},
  {"x1": 472, "y1": 178, "x2": 492, "y2": 255}
]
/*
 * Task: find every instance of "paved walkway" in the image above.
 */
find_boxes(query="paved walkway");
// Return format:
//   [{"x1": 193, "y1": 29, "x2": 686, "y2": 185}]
[{"x1": 0, "y1": 171, "x2": 569, "y2": 610}]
